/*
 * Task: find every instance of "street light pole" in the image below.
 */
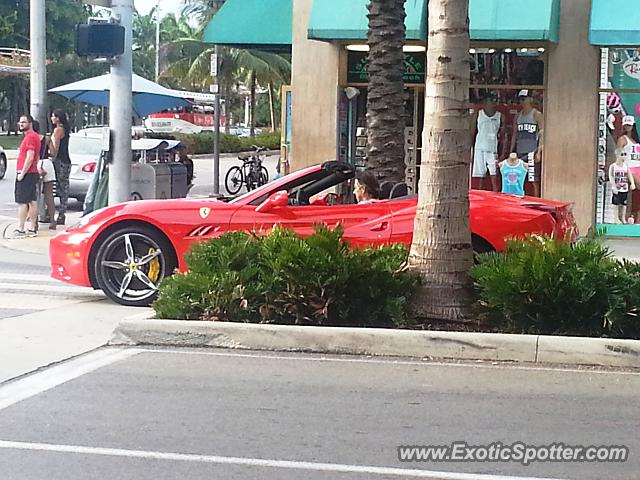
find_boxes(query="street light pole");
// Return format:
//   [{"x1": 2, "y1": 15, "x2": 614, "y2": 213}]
[
  {"x1": 108, "y1": 0, "x2": 133, "y2": 205},
  {"x1": 155, "y1": 0, "x2": 160, "y2": 82},
  {"x1": 29, "y1": 0, "x2": 47, "y2": 130},
  {"x1": 213, "y1": 46, "x2": 220, "y2": 196}
]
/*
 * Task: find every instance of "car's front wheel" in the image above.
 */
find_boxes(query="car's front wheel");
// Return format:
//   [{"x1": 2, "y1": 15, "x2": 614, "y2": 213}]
[
  {"x1": 0, "y1": 153, "x2": 7, "y2": 180},
  {"x1": 93, "y1": 226, "x2": 177, "y2": 307}
]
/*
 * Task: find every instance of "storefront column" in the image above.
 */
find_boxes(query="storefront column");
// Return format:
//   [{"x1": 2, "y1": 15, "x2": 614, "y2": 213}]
[
  {"x1": 544, "y1": 0, "x2": 599, "y2": 233},
  {"x1": 290, "y1": 0, "x2": 341, "y2": 170}
]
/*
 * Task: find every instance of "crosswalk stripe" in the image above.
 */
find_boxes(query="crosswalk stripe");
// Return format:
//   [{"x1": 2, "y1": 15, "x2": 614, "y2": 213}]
[
  {"x1": 0, "y1": 273, "x2": 55, "y2": 283},
  {"x1": 1, "y1": 295, "x2": 98, "y2": 310},
  {"x1": 0, "y1": 282, "x2": 99, "y2": 295}
]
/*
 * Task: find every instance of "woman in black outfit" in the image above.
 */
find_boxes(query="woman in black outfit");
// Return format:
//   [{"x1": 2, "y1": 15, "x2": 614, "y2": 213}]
[{"x1": 49, "y1": 109, "x2": 71, "y2": 225}]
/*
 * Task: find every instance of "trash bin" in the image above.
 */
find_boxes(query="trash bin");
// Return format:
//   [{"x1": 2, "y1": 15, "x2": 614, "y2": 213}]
[
  {"x1": 151, "y1": 163, "x2": 171, "y2": 200},
  {"x1": 167, "y1": 162, "x2": 188, "y2": 198},
  {"x1": 130, "y1": 163, "x2": 156, "y2": 200}
]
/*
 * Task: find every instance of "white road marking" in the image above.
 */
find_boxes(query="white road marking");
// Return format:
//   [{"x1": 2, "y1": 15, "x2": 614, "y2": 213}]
[
  {"x1": 0, "y1": 273, "x2": 57, "y2": 283},
  {"x1": 0, "y1": 440, "x2": 567, "y2": 480},
  {"x1": 0, "y1": 348, "x2": 141, "y2": 411},
  {"x1": 141, "y1": 349, "x2": 640, "y2": 376},
  {"x1": 0, "y1": 282, "x2": 96, "y2": 294},
  {"x1": 1, "y1": 292, "x2": 102, "y2": 309}
]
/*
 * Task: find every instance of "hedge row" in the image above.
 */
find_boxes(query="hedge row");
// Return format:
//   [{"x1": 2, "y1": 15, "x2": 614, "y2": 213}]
[
  {"x1": 471, "y1": 235, "x2": 640, "y2": 339},
  {"x1": 176, "y1": 130, "x2": 281, "y2": 155},
  {"x1": 153, "y1": 229, "x2": 640, "y2": 340},
  {"x1": 153, "y1": 226, "x2": 420, "y2": 328}
]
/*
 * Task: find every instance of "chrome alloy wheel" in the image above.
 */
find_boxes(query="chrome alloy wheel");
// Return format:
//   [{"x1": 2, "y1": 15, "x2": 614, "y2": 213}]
[{"x1": 95, "y1": 229, "x2": 171, "y2": 306}]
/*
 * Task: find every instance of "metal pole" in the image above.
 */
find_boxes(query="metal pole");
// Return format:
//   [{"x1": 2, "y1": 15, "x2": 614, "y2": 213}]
[
  {"x1": 155, "y1": 0, "x2": 160, "y2": 82},
  {"x1": 109, "y1": 0, "x2": 133, "y2": 205},
  {"x1": 213, "y1": 46, "x2": 220, "y2": 196},
  {"x1": 29, "y1": 0, "x2": 47, "y2": 130}
]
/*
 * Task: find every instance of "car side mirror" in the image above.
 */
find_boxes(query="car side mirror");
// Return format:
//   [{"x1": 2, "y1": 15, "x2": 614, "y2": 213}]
[{"x1": 256, "y1": 190, "x2": 289, "y2": 213}]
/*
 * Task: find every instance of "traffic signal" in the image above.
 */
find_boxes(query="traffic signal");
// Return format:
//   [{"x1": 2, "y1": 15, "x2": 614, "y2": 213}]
[{"x1": 75, "y1": 23, "x2": 125, "y2": 57}]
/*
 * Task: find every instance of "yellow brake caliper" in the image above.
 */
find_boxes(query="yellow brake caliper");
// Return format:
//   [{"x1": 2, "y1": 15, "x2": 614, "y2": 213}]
[{"x1": 146, "y1": 247, "x2": 160, "y2": 283}]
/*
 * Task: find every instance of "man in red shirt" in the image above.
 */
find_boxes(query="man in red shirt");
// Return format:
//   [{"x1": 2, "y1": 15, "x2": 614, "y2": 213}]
[{"x1": 14, "y1": 114, "x2": 41, "y2": 238}]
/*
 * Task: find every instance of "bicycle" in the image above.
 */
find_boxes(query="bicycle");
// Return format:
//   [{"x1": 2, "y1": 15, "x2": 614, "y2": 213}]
[{"x1": 225, "y1": 146, "x2": 269, "y2": 195}]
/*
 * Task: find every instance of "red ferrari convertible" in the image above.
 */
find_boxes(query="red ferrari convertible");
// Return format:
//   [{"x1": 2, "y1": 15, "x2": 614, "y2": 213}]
[{"x1": 50, "y1": 161, "x2": 577, "y2": 306}]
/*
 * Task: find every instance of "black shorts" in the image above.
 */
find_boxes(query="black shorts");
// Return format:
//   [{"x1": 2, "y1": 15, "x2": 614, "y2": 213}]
[
  {"x1": 612, "y1": 192, "x2": 629, "y2": 206},
  {"x1": 14, "y1": 172, "x2": 39, "y2": 204}
]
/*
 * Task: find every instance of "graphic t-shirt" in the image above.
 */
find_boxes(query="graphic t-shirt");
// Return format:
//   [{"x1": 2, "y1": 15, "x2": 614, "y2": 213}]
[
  {"x1": 500, "y1": 160, "x2": 528, "y2": 196},
  {"x1": 17, "y1": 130, "x2": 41, "y2": 174},
  {"x1": 612, "y1": 163, "x2": 631, "y2": 193}
]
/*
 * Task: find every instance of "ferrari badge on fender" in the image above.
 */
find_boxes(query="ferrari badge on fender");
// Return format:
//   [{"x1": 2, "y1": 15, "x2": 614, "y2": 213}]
[{"x1": 199, "y1": 207, "x2": 211, "y2": 219}]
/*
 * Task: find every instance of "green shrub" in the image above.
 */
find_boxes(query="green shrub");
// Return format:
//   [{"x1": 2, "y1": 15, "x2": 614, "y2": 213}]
[
  {"x1": 176, "y1": 130, "x2": 281, "y2": 155},
  {"x1": 470, "y1": 236, "x2": 640, "y2": 339},
  {"x1": 153, "y1": 226, "x2": 420, "y2": 328},
  {"x1": 240, "y1": 130, "x2": 281, "y2": 151}
]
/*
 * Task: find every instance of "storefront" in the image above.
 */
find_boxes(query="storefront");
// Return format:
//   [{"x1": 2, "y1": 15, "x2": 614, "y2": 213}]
[
  {"x1": 590, "y1": 0, "x2": 640, "y2": 236},
  {"x1": 204, "y1": 0, "x2": 602, "y2": 233},
  {"x1": 306, "y1": 0, "x2": 556, "y2": 196}
]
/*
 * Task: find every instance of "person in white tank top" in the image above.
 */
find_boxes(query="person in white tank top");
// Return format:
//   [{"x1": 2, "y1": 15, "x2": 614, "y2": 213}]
[
  {"x1": 471, "y1": 95, "x2": 503, "y2": 192},
  {"x1": 618, "y1": 115, "x2": 640, "y2": 165},
  {"x1": 617, "y1": 115, "x2": 640, "y2": 222}
]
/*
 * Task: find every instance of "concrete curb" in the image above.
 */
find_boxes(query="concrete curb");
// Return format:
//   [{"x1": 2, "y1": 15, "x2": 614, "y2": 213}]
[{"x1": 110, "y1": 314, "x2": 640, "y2": 368}]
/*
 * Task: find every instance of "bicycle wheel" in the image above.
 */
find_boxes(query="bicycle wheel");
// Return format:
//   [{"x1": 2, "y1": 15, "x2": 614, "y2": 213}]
[
  {"x1": 258, "y1": 166, "x2": 269, "y2": 186},
  {"x1": 246, "y1": 171, "x2": 257, "y2": 191},
  {"x1": 225, "y1": 166, "x2": 244, "y2": 195}
]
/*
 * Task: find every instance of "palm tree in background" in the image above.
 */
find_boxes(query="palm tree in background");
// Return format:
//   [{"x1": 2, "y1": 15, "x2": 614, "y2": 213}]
[
  {"x1": 161, "y1": 0, "x2": 291, "y2": 134},
  {"x1": 408, "y1": 0, "x2": 474, "y2": 321},
  {"x1": 366, "y1": 0, "x2": 407, "y2": 183}
]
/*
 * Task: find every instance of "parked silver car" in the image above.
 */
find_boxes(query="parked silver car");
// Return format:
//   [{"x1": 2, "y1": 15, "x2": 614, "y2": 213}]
[
  {"x1": 67, "y1": 129, "x2": 103, "y2": 201},
  {"x1": 0, "y1": 145, "x2": 6, "y2": 180}
]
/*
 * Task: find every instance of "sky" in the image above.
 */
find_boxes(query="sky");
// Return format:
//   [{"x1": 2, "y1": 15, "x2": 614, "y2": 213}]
[{"x1": 134, "y1": 0, "x2": 185, "y2": 17}]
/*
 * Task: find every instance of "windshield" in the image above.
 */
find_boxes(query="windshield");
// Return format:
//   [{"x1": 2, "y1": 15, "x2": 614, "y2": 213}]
[{"x1": 69, "y1": 136, "x2": 103, "y2": 156}]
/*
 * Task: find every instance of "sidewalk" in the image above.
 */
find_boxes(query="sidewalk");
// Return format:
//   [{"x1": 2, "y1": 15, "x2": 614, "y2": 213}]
[
  {"x1": 0, "y1": 211, "x2": 82, "y2": 255},
  {"x1": 0, "y1": 301, "x2": 143, "y2": 383}
]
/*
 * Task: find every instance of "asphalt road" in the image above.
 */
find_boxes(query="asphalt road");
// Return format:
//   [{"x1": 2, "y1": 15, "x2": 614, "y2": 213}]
[{"x1": 0, "y1": 348, "x2": 637, "y2": 480}]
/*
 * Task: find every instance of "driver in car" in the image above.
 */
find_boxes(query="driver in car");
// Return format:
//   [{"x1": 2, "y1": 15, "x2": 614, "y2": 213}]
[{"x1": 353, "y1": 171, "x2": 381, "y2": 204}]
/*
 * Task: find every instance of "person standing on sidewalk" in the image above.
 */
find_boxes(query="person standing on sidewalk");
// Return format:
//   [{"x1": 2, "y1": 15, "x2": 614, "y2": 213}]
[
  {"x1": 32, "y1": 120, "x2": 57, "y2": 230},
  {"x1": 13, "y1": 115, "x2": 41, "y2": 238},
  {"x1": 49, "y1": 109, "x2": 71, "y2": 226}
]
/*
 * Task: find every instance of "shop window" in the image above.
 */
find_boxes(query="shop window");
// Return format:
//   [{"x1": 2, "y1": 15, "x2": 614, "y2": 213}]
[
  {"x1": 596, "y1": 48, "x2": 640, "y2": 230},
  {"x1": 469, "y1": 49, "x2": 546, "y2": 196}
]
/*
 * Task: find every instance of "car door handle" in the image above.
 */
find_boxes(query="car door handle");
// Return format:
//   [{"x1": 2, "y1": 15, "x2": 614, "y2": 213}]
[{"x1": 370, "y1": 221, "x2": 388, "y2": 232}]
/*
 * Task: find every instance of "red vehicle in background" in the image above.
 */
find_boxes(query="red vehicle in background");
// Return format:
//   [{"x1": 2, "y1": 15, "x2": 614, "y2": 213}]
[
  {"x1": 144, "y1": 90, "x2": 223, "y2": 135},
  {"x1": 50, "y1": 161, "x2": 577, "y2": 307}
]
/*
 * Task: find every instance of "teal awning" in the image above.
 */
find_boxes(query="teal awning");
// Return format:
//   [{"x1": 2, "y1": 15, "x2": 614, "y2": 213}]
[
  {"x1": 469, "y1": 0, "x2": 560, "y2": 42},
  {"x1": 203, "y1": 0, "x2": 292, "y2": 51},
  {"x1": 590, "y1": 0, "x2": 640, "y2": 46},
  {"x1": 308, "y1": 0, "x2": 427, "y2": 41},
  {"x1": 309, "y1": 0, "x2": 560, "y2": 43}
]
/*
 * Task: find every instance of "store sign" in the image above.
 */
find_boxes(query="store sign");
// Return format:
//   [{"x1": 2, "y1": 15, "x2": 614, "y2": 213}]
[
  {"x1": 347, "y1": 51, "x2": 425, "y2": 84},
  {"x1": 623, "y1": 58, "x2": 640, "y2": 80}
]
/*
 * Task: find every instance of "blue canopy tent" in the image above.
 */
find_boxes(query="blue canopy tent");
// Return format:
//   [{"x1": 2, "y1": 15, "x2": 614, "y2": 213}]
[{"x1": 49, "y1": 73, "x2": 191, "y2": 117}]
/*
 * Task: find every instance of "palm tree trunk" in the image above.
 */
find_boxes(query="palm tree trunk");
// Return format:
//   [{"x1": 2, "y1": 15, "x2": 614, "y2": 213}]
[
  {"x1": 366, "y1": 0, "x2": 406, "y2": 184},
  {"x1": 268, "y1": 82, "x2": 276, "y2": 131},
  {"x1": 408, "y1": 0, "x2": 473, "y2": 322},
  {"x1": 250, "y1": 70, "x2": 256, "y2": 138}
]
